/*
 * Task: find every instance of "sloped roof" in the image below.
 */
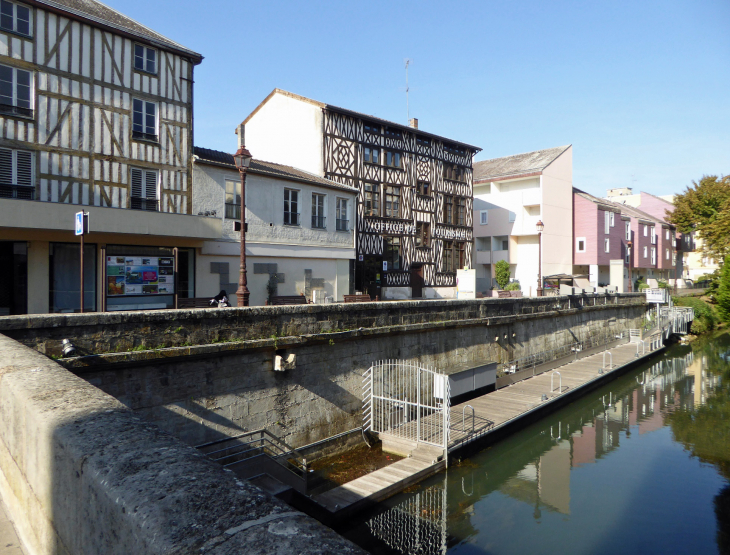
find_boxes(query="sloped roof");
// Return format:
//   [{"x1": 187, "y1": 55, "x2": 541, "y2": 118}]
[
  {"x1": 574, "y1": 188, "x2": 622, "y2": 213},
  {"x1": 193, "y1": 147, "x2": 357, "y2": 193},
  {"x1": 36, "y1": 0, "x2": 202, "y2": 61},
  {"x1": 574, "y1": 187, "x2": 672, "y2": 226},
  {"x1": 242, "y1": 89, "x2": 481, "y2": 152},
  {"x1": 473, "y1": 145, "x2": 571, "y2": 182}
]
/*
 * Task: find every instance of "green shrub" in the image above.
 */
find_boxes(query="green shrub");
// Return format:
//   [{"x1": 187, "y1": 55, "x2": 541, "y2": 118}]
[
  {"x1": 717, "y1": 255, "x2": 730, "y2": 324},
  {"x1": 634, "y1": 276, "x2": 646, "y2": 291},
  {"x1": 638, "y1": 283, "x2": 650, "y2": 291},
  {"x1": 505, "y1": 281, "x2": 521, "y2": 291},
  {"x1": 657, "y1": 279, "x2": 671, "y2": 289},
  {"x1": 495, "y1": 260, "x2": 511, "y2": 289},
  {"x1": 673, "y1": 295, "x2": 719, "y2": 334}
]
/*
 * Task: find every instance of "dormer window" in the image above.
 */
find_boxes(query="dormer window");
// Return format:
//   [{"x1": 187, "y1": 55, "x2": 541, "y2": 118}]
[
  {"x1": 134, "y1": 44, "x2": 157, "y2": 74},
  {"x1": 0, "y1": 1, "x2": 31, "y2": 37}
]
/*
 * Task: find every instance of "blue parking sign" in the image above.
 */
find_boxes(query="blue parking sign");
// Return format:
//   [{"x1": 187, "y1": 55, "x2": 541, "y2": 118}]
[{"x1": 75, "y1": 212, "x2": 85, "y2": 235}]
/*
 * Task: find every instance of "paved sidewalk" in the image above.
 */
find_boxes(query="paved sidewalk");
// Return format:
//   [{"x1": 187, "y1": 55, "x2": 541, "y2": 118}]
[{"x1": 0, "y1": 496, "x2": 24, "y2": 555}]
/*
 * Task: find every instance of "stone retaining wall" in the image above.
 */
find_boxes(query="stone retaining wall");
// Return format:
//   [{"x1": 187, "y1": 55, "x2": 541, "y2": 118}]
[{"x1": 0, "y1": 334, "x2": 363, "y2": 555}]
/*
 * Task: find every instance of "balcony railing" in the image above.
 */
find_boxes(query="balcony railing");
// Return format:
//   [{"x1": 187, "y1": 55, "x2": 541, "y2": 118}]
[
  {"x1": 0, "y1": 184, "x2": 35, "y2": 200},
  {"x1": 131, "y1": 197, "x2": 158, "y2": 211},
  {"x1": 311, "y1": 215, "x2": 326, "y2": 229},
  {"x1": 132, "y1": 130, "x2": 159, "y2": 143},
  {"x1": 336, "y1": 218, "x2": 349, "y2": 231},
  {"x1": 0, "y1": 104, "x2": 33, "y2": 118},
  {"x1": 284, "y1": 211, "x2": 300, "y2": 226},
  {"x1": 225, "y1": 203, "x2": 241, "y2": 220}
]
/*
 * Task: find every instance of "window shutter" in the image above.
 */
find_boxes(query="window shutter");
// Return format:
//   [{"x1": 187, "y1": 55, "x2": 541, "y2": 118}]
[
  {"x1": 16, "y1": 150, "x2": 32, "y2": 187},
  {"x1": 145, "y1": 170, "x2": 157, "y2": 199},
  {"x1": 131, "y1": 168, "x2": 143, "y2": 198},
  {"x1": 0, "y1": 148, "x2": 12, "y2": 184}
]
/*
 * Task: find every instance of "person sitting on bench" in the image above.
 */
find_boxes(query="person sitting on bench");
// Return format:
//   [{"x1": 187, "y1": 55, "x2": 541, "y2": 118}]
[{"x1": 209, "y1": 290, "x2": 231, "y2": 307}]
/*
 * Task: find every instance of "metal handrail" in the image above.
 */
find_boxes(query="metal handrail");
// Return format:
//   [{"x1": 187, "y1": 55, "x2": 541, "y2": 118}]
[
  {"x1": 635, "y1": 340, "x2": 646, "y2": 357},
  {"x1": 462, "y1": 405, "x2": 475, "y2": 434},
  {"x1": 603, "y1": 351, "x2": 613, "y2": 370},
  {"x1": 551, "y1": 371, "x2": 562, "y2": 393}
]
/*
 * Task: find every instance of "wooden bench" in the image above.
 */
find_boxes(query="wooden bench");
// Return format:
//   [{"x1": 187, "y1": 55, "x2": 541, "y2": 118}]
[
  {"x1": 177, "y1": 297, "x2": 216, "y2": 309},
  {"x1": 268, "y1": 295, "x2": 310, "y2": 306},
  {"x1": 343, "y1": 294, "x2": 376, "y2": 303}
]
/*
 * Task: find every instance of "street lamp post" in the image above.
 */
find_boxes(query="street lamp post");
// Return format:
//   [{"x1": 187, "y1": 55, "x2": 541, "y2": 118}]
[
  {"x1": 233, "y1": 146, "x2": 253, "y2": 307},
  {"x1": 536, "y1": 220, "x2": 544, "y2": 297},
  {"x1": 627, "y1": 240, "x2": 633, "y2": 292}
]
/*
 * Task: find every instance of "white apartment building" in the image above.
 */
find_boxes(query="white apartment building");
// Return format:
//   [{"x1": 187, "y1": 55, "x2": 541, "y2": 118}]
[
  {"x1": 472, "y1": 146, "x2": 573, "y2": 295},
  {"x1": 192, "y1": 145, "x2": 357, "y2": 306}
]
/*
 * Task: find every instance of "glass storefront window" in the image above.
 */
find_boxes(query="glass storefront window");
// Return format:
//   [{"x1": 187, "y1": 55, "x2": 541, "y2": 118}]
[{"x1": 49, "y1": 242, "x2": 96, "y2": 313}]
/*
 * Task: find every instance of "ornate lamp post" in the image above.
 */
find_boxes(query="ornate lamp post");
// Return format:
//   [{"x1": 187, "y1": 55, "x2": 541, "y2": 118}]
[
  {"x1": 233, "y1": 146, "x2": 253, "y2": 307},
  {"x1": 536, "y1": 220, "x2": 544, "y2": 297},
  {"x1": 626, "y1": 240, "x2": 633, "y2": 292}
]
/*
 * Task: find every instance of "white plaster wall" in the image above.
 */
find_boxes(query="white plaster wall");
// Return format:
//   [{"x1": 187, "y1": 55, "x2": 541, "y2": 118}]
[
  {"x1": 513, "y1": 235, "x2": 538, "y2": 295},
  {"x1": 243, "y1": 93, "x2": 324, "y2": 176},
  {"x1": 423, "y1": 286, "x2": 457, "y2": 299},
  {"x1": 541, "y1": 147, "x2": 573, "y2": 278}
]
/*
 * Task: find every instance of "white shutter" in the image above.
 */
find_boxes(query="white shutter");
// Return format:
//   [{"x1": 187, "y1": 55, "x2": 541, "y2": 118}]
[
  {"x1": 0, "y1": 148, "x2": 12, "y2": 184},
  {"x1": 131, "y1": 168, "x2": 143, "y2": 198},
  {"x1": 15, "y1": 150, "x2": 32, "y2": 187},
  {"x1": 145, "y1": 170, "x2": 157, "y2": 199}
]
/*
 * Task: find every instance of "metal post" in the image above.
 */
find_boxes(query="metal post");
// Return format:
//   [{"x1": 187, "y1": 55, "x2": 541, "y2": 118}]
[
  {"x1": 416, "y1": 364, "x2": 421, "y2": 444},
  {"x1": 173, "y1": 247, "x2": 179, "y2": 309},
  {"x1": 537, "y1": 230, "x2": 543, "y2": 296},
  {"x1": 237, "y1": 166, "x2": 250, "y2": 307},
  {"x1": 80, "y1": 231, "x2": 84, "y2": 313}
]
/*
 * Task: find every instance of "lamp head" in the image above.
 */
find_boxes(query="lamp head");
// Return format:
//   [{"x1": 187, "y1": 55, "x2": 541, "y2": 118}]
[
  {"x1": 233, "y1": 146, "x2": 252, "y2": 170},
  {"x1": 536, "y1": 220, "x2": 544, "y2": 233}
]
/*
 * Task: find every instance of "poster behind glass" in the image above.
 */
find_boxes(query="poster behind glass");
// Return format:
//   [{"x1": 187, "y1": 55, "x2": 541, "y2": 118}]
[{"x1": 106, "y1": 256, "x2": 175, "y2": 296}]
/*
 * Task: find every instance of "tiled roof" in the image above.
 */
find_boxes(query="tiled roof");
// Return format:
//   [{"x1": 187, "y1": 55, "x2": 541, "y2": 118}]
[
  {"x1": 242, "y1": 89, "x2": 481, "y2": 152},
  {"x1": 38, "y1": 0, "x2": 202, "y2": 61},
  {"x1": 193, "y1": 147, "x2": 358, "y2": 193},
  {"x1": 473, "y1": 145, "x2": 571, "y2": 182}
]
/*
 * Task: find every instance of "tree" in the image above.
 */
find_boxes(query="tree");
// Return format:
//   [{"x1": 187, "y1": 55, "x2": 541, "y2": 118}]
[
  {"x1": 495, "y1": 260, "x2": 510, "y2": 289},
  {"x1": 717, "y1": 255, "x2": 730, "y2": 324},
  {"x1": 667, "y1": 175, "x2": 730, "y2": 262}
]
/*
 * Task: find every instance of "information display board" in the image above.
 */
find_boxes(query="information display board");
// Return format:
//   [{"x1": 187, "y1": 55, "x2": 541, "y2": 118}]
[{"x1": 106, "y1": 256, "x2": 175, "y2": 296}]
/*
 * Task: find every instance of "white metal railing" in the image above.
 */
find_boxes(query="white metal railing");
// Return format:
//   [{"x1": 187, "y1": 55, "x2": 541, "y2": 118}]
[
  {"x1": 367, "y1": 359, "x2": 450, "y2": 450},
  {"x1": 603, "y1": 351, "x2": 613, "y2": 370},
  {"x1": 551, "y1": 371, "x2": 562, "y2": 393},
  {"x1": 462, "y1": 405, "x2": 475, "y2": 434}
]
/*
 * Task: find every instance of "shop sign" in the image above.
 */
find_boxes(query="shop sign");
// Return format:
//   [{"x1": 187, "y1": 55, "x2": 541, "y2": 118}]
[{"x1": 106, "y1": 256, "x2": 175, "y2": 296}]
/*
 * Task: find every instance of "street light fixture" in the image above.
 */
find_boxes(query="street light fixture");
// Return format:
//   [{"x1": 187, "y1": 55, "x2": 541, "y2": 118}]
[
  {"x1": 536, "y1": 220, "x2": 544, "y2": 296},
  {"x1": 233, "y1": 146, "x2": 253, "y2": 307}
]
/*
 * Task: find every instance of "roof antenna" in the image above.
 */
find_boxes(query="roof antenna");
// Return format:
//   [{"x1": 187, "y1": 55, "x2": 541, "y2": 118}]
[{"x1": 405, "y1": 58, "x2": 411, "y2": 123}]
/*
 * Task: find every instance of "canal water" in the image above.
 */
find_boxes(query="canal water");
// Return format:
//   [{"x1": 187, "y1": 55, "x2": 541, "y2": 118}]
[{"x1": 340, "y1": 332, "x2": 730, "y2": 555}]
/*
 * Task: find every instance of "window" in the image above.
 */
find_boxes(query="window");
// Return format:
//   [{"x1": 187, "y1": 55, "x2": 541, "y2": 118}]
[
  {"x1": 604, "y1": 211, "x2": 610, "y2": 234},
  {"x1": 665, "y1": 229, "x2": 670, "y2": 240},
  {"x1": 416, "y1": 136, "x2": 430, "y2": 147},
  {"x1": 312, "y1": 193, "x2": 326, "y2": 229},
  {"x1": 383, "y1": 236, "x2": 400, "y2": 270},
  {"x1": 480, "y1": 210, "x2": 488, "y2": 225},
  {"x1": 224, "y1": 179, "x2": 241, "y2": 219},
  {"x1": 444, "y1": 195, "x2": 454, "y2": 225},
  {"x1": 458, "y1": 242, "x2": 466, "y2": 269},
  {"x1": 651, "y1": 247, "x2": 656, "y2": 265},
  {"x1": 363, "y1": 146, "x2": 379, "y2": 165},
  {"x1": 576, "y1": 238, "x2": 586, "y2": 253},
  {"x1": 336, "y1": 198, "x2": 349, "y2": 231},
  {"x1": 502, "y1": 240, "x2": 508, "y2": 251},
  {"x1": 0, "y1": 64, "x2": 31, "y2": 117},
  {"x1": 456, "y1": 197, "x2": 466, "y2": 226},
  {"x1": 364, "y1": 182, "x2": 379, "y2": 216},
  {"x1": 417, "y1": 180, "x2": 430, "y2": 196},
  {"x1": 643, "y1": 225, "x2": 648, "y2": 237},
  {"x1": 651, "y1": 227, "x2": 656, "y2": 244},
  {"x1": 130, "y1": 168, "x2": 158, "y2": 211},
  {"x1": 445, "y1": 144, "x2": 467, "y2": 156},
  {"x1": 443, "y1": 240, "x2": 454, "y2": 273},
  {"x1": 625, "y1": 245, "x2": 630, "y2": 264},
  {"x1": 384, "y1": 185, "x2": 400, "y2": 218},
  {"x1": 132, "y1": 98, "x2": 157, "y2": 142},
  {"x1": 643, "y1": 246, "x2": 648, "y2": 259},
  {"x1": 443, "y1": 163, "x2": 465, "y2": 182},
  {"x1": 384, "y1": 150, "x2": 402, "y2": 168},
  {"x1": 0, "y1": 147, "x2": 33, "y2": 199},
  {"x1": 665, "y1": 248, "x2": 670, "y2": 260},
  {"x1": 508, "y1": 211, "x2": 516, "y2": 223},
  {"x1": 625, "y1": 221, "x2": 631, "y2": 241},
  {"x1": 604, "y1": 238, "x2": 610, "y2": 253},
  {"x1": 415, "y1": 222, "x2": 430, "y2": 247},
  {"x1": 284, "y1": 188, "x2": 299, "y2": 225},
  {"x1": 610, "y1": 212, "x2": 615, "y2": 227},
  {"x1": 384, "y1": 128, "x2": 400, "y2": 139},
  {"x1": 134, "y1": 44, "x2": 157, "y2": 74},
  {"x1": 364, "y1": 123, "x2": 380, "y2": 135},
  {"x1": 0, "y1": 1, "x2": 30, "y2": 36}
]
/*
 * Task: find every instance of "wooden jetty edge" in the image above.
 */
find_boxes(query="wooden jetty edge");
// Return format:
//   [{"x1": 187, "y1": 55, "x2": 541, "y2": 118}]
[{"x1": 313, "y1": 338, "x2": 663, "y2": 521}]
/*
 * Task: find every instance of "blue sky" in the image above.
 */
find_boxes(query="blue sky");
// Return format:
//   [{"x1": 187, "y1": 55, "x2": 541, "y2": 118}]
[{"x1": 107, "y1": 0, "x2": 729, "y2": 198}]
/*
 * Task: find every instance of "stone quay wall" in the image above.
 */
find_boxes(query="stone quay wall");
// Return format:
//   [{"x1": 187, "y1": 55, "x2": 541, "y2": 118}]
[
  {"x1": 0, "y1": 334, "x2": 364, "y2": 555},
  {"x1": 32, "y1": 295, "x2": 647, "y2": 452}
]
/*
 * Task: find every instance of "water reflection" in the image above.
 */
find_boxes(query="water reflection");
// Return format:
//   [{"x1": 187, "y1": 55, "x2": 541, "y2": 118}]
[{"x1": 344, "y1": 334, "x2": 730, "y2": 555}]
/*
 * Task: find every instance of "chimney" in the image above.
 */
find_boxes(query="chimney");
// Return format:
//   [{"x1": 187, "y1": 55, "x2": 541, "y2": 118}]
[
  {"x1": 235, "y1": 123, "x2": 245, "y2": 148},
  {"x1": 409, "y1": 118, "x2": 418, "y2": 129}
]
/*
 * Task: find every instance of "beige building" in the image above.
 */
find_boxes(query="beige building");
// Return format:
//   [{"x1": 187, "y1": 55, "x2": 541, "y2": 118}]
[{"x1": 0, "y1": 0, "x2": 214, "y2": 315}]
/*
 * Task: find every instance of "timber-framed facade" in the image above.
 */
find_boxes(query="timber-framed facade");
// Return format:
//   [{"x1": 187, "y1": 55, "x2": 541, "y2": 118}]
[
  {"x1": 242, "y1": 89, "x2": 480, "y2": 299},
  {"x1": 322, "y1": 109, "x2": 479, "y2": 296},
  {"x1": 0, "y1": 0, "x2": 202, "y2": 213}
]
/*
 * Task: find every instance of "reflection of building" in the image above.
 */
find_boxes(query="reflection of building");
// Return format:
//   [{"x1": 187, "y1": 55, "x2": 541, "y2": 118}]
[
  {"x1": 192, "y1": 145, "x2": 357, "y2": 306},
  {"x1": 0, "y1": 0, "x2": 214, "y2": 314},
  {"x1": 241, "y1": 89, "x2": 480, "y2": 300}
]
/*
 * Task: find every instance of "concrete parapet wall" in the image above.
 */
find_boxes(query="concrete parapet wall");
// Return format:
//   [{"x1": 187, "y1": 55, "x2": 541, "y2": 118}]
[
  {"x1": 0, "y1": 294, "x2": 647, "y2": 358},
  {"x1": 0, "y1": 334, "x2": 363, "y2": 555},
  {"x1": 52, "y1": 299, "x2": 646, "y2": 452}
]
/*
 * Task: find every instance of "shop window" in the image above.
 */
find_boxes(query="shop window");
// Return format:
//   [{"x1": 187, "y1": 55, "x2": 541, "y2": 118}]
[{"x1": 49, "y1": 242, "x2": 96, "y2": 313}]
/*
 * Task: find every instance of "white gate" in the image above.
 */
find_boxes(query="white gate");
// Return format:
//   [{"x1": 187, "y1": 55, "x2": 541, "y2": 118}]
[{"x1": 363, "y1": 360, "x2": 450, "y2": 450}]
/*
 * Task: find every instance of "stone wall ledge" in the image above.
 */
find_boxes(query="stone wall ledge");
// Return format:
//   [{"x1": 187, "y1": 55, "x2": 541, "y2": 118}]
[
  {"x1": 0, "y1": 333, "x2": 364, "y2": 555},
  {"x1": 58, "y1": 299, "x2": 646, "y2": 371}
]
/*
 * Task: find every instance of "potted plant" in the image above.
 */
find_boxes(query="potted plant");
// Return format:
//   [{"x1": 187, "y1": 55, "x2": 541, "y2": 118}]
[
  {"x1": 505, "y1": 281, "x2": 522, "y2": 297},
  {"x1": 493, "y1": 260, "x2": 511, "y2": 297}
]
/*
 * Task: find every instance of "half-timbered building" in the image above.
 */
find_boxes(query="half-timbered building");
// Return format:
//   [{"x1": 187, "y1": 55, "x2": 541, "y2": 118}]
[
  {"x1": 0, "y1": 0, "x2": 217, "y2": 315},
  {"x1": 241, "y1": 89, "x2": 480, "y2": 300}
]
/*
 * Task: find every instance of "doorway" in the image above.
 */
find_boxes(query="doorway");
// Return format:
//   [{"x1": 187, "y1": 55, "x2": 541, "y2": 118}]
[
  {"x1": 410, "y1": 264, "x2": 424, "y2": 298},
  {"x1": 0, "y1": 242, "x2": 28, "y2": 315}
]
